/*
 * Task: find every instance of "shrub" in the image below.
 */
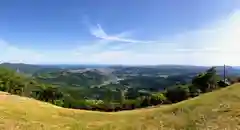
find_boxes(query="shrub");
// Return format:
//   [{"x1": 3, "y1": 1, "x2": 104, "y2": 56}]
[
  {"x1": 150, "y1": 93, "x2": 167, "y2": 105},
  {"x1": 166, "y1": 85, "x2": 190, "y2": 103}
]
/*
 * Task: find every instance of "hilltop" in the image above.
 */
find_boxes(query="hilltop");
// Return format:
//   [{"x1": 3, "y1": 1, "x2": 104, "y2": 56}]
[{"x1": 1, "y1": 84, "x2": 240, "y2": 130}]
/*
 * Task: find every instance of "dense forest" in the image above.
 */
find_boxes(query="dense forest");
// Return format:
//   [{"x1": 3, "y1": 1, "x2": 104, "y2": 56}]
[{"x1": 0, "y1": 63, "x2": 238, "y2": 112}]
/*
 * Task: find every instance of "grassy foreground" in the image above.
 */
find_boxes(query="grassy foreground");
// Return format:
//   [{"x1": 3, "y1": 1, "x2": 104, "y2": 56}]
[{"x1": 1, "y1": 84, "x2": 240, "y2": 130}]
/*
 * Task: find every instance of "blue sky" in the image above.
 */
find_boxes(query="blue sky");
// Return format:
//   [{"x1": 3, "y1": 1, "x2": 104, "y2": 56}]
[{"x1": 0, "y1": 0, "x2": 240, "y2": 65}]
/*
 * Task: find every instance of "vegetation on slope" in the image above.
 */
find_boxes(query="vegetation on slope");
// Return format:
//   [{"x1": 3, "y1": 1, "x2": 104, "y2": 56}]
[
  {"x1": 0, "y1": 66, "x2": 231, "y2": 112},
  {"x1": 35, "y1": 70, "x2": 110, "y2": 87},
  {"x1": 1, "y1": 84, "x2": 240, "y2": 129}
]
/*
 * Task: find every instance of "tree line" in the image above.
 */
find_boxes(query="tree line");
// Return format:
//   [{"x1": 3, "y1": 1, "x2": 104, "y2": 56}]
[{"x1": 0, "y1": 67, "x2": 232, "y2": 112}]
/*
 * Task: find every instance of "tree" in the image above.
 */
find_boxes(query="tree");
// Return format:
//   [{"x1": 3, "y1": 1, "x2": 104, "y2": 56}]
[
  {"x1": 192, "y1": 67, "x2": 219, "y2": 93},
  {"x1": 189, "y1": 85, "x2": 201, "y2": 97},
  {"x1": 205, "y1": 67, "x2": 219, "y2": 90},
  {"x1": 150, "y1": 93, "x2": 167, "y2": 105},
  {"x1": 103, "y1": 88, "x2": 113, "y2": 110},
  {"x1": 116, "y1": 88, "x2": 126, "y2": 106},
  {"x1": 0, "y1": 80, "x2": 7, "y2": 91},
  {"x1": 0, "y1": 67, "x2": 28, "y2": 96},
  {"x1": 36, "y1": 85, "x2": 63, "y2": 104},
  {"x1": 139, "y1": 95, "x2": 154, "y2": 107},
  {"x1": 166, "y1": 85, "x2": 190, "y2": 103}
]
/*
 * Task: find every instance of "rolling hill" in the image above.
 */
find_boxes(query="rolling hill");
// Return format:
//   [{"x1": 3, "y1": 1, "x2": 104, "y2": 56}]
[{"x1": 1, "y1": 84, "x2": 240, "y2": 130}]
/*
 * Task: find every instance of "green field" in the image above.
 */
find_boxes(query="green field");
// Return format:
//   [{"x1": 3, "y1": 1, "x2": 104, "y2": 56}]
[{"x1": 1, "y1": 84, "x2": 240, "y2": 130}]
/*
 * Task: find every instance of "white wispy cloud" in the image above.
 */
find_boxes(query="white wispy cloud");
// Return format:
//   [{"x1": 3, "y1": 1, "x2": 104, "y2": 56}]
[
  {"x1": 1, "y1": 10, "x2": 240, "y2": 65},
  {"x1": 84, "y1": 10, "x2": 240, "y2": 65},
  {"x1": 89, "y1": 24, "x2": 155, "y2": 43}
]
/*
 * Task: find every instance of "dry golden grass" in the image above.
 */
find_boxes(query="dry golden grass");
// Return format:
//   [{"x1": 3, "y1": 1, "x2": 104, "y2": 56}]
[{"x1": 1, "y1": 84, "x2": 240, "y2": 130}]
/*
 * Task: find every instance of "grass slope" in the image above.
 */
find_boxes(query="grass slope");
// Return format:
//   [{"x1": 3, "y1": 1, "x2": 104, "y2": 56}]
[{"x1": 1, "y1": 84, "x2": 240, "y2": 130}]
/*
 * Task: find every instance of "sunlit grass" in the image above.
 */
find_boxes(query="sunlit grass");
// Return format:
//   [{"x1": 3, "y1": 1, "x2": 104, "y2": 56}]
[{"x1": 1, "y1": 84, "x2": 240, "y2": 130}]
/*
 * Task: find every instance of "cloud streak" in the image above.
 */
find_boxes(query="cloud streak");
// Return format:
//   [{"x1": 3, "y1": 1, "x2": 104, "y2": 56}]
[
  {"x1": 1, "y1": 10, "x2": 240, "y2": 66},
  {"x1": 86, "y1": 10, "x2": 240, "y2": 65},
  {"x1": 89, "y1": 24, "x2": 155, "y2": 43}
]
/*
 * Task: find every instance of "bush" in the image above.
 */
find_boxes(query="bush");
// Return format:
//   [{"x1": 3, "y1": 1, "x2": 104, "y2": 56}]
[
  {"x1": 218, "y1": 80, "x2": 229, "y2": 88},
  {"x1": 189, "y1": 85, "x2": 201, "y2": 97},
  {"x1": 54, "y1": 100, "x2": 64, "y2": 107},
  {"x1": 150, "y1": 93, "x2": 167, "y2": 105},
  {"x1": 166, "y1": 85, "x2": 190, "y2": 103},
  {"x1": 122, "y1": 99, "x2": 141, "y2": 110},
  {"x1": 0, "y1": 84, "x2": 7, "y2": 91}
]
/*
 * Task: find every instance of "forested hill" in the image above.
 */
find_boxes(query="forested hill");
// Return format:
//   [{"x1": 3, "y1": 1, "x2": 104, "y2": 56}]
[
  {"x1": 35, "y1": 69, "x2": 113, "y2": 88},
  {"x1": 0, "y1": 63, "x2": 238, "y2": 112},
  {"x1": 0, "y1": 63, "x2": 44, "y2": 74}
]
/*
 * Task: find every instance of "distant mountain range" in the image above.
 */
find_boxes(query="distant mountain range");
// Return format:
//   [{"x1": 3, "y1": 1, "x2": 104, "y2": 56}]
[
  {"x1": 0, "y1": 62, "x2": 239, "y2": 74},
  {"x1": 1, "y1": 62, "x2": 240, "y2": 97}
]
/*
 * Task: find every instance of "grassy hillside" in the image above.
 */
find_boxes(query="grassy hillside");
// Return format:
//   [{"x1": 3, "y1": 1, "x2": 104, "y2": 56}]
[{"x1": 1, "y1": 84, "x2": 240, "y2": 130}]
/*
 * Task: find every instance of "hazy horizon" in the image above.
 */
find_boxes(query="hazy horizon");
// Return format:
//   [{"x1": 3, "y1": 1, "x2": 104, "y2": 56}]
[
  {"x1": 0, "y1": 0, "x2": 240, "y2": 66},
  {"x1": 0, "y1": 62, "x2": 237, "y2": 68}
]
